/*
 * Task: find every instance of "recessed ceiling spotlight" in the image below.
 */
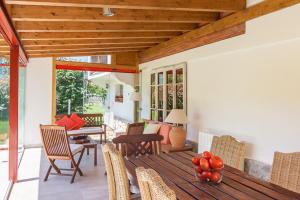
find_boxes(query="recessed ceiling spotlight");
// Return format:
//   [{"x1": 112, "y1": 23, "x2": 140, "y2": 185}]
[{"x1": 103, "y1": 7, "x2": 115, "y2": 17}]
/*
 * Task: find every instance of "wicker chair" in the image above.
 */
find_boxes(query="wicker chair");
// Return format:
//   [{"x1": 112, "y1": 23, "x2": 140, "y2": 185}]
[
  {"x1": 40, "y1": 125, "x2": 85, "y2": 183},
  {"x1": 270, "y1": 151, "x2": 300, "y2": 193},
  {"x1": 210, "y1": 135, "x2": 245, "y2": 171},
  {"x1": 136, "y1": 167, "x2": 176, "y2": 200},
  {"x1": 102, "y1": 143, "x2": 139, "y2": 200},
  {"x1": 102, "y1": 143, "x2": 117, "y2": 200}
]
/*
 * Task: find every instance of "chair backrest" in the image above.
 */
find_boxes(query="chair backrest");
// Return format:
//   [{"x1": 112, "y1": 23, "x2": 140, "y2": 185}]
[
  {"x1": 108, "y1": 144, "x2": 131, "y2": 200},
  {"x1": 39, "y1": 125, "x2": 71, "y2": 159},
  {"x1": 126, "y1": 122, "x2": 145, "y2": 135},
  {"x1": 102, "y1": 143, "x2": 117, "y2": 200},
  {"x1": 112, "y1": 134, "x2": 163, "y2": 157},
  {"x1": 55, "y1": 113, "x2": 104, "y2": 127},
  {"x1": 210, "y1": 135, "x2": 245, "y2": 171},
  {"x1": 136, "y1": 167, "x2": 176, "y2": 200},
  {"x1": 270, "y1": 151, "x2": 300, "y2": 193}
]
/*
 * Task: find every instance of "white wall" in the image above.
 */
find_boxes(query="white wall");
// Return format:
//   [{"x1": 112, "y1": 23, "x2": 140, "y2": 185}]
[
  {"x1": 24, "y1": 58, "x2": 53, "y2": 146},
  {"x1": 90, "y1": 72, "x2": 136, "y2": 122},
  {"x1": 140, "y1": 5, "x2": 300, "y2": 164}
]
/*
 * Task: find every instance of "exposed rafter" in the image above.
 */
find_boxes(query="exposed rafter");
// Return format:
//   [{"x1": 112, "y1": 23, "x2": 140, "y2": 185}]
[
  {"x1": 139, "y1": 0, "x2": 300, "y2": 63},
  {"x1": 11, "y1": 5, "x2": 219, "y2": 23},
  {"x1": 15, "y1": 21, "x2": 198, "y2": 32},
  {"x1": 19, "y1": 32, "x2": 180, "y2": 40},
  {"x1": 5, "y1": 0, "x2": 246, "y2": 12},
  {"x1": 21, "y1": 38, "x2": 168, "y2": 46}
]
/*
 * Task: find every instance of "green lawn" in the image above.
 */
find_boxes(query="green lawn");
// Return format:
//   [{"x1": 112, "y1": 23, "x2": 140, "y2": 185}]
[
  {"x1": 0, "y1": 120, "x2": 8, "y2": 133},
  {"x1": 0, "y1": 120, "x2": 8, "y2": 144},
  {"x1": 85, "y1": 104, "x2": 106, "y2": 114}
]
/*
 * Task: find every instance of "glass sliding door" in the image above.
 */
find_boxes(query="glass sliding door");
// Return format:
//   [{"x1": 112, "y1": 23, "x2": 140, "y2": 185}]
[
  {"x1": 18, "y1": 65, "x2": 26, "y2": 162},
  {"x1": 0, "y1": 34, "x2": 10, "y2": 199}
]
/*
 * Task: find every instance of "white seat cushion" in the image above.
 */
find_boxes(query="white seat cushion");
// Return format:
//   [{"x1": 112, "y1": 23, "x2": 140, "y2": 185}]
[
  {"x1": 70, "y1": 144, "x2": 83, "y2": 155},
  {"x1": 67, "y1": 127, "x2": 104, "y2": 136},
  {"x1": 143, "y1": 124, "x2": 161, "y2": 134}
]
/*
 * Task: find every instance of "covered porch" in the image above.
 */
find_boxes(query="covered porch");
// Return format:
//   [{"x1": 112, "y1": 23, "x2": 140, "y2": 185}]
[{"x1": 1, "y1": 0, "x2": 300, "y2": 200}]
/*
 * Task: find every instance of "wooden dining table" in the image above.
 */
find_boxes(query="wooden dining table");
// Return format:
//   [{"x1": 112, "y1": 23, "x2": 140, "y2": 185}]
[{"x1": 124, "y1": 151, "x2": 300, "y2": 200}]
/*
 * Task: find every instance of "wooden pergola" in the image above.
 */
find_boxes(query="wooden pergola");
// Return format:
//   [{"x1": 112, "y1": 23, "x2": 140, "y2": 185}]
[{"x1": 1, "y1": 0, "x2": 297, "y2": 64}]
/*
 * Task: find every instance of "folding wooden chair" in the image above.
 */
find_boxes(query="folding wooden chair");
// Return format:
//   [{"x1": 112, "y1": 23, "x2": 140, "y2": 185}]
[
  {"x1": 40, "y1": 125, "x2": 85, "y2": 183},
  {"x1": 112, "y1": 134, "x2": 163, "y2": 157}
]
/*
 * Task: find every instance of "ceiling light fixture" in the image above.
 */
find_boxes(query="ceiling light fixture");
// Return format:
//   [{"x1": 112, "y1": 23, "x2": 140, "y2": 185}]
[{"x1": 103, "y1": 7, "x2": 115, "y2": 17}]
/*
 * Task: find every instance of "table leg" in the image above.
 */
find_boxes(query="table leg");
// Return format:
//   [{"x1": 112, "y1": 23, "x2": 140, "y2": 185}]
[{"x1": 94, "y1": 145, "x2": 97, "y2": 166}]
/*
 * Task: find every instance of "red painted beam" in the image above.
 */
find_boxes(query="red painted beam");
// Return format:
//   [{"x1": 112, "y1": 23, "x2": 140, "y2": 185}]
[
  {"x1": 9, "y1": 45, "x2": 19, "y2": 183},
  {"x1": 56, "y1": 64, "x2": 139, "y2": 73},
  {"x1": 0, "y1": 2, "x2": 28, "y2": 65}
]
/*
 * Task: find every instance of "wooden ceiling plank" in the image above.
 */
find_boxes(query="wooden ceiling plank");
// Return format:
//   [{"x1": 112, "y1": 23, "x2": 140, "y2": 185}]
[
  {"x1": 15, "y1": 21, "x2": 198, "y2": 32},
  {"x1": 55, "y1": 60, "x2": 138, "y2": 71},
  {"x1": 19, "y1": 32, "x2": 180, "y2": 40},
  {"x1": 28, "y1": 50, "x2": 142, "y2": 58},
  {"x1": 11, "y1": 5, "x2": 219, "y2": 23},
  {"x1": 6, "y1": 0, "x2": 246, "y2": 12},
  {"x1": 25, "y1": 43, "x2": 157, "y2": 50},
  {"x1": 26, "y1": 46, "x2": 151, "y2": 52},
  {"x1": 139, "y1": 0, "x2": 300, "y2": 63},
  {"x1": 22, "y1": 38, "x2": 168, "y2": 46}
]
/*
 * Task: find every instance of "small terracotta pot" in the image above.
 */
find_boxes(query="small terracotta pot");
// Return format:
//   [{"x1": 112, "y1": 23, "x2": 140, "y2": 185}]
[{"x1": 169, "y1": 126, "x2": 186, "y2": 148}]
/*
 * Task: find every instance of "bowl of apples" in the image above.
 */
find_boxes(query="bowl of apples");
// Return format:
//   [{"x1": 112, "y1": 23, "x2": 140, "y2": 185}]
[{"x1": 192, "y1": 151, "x2": 224, "y2": 184}]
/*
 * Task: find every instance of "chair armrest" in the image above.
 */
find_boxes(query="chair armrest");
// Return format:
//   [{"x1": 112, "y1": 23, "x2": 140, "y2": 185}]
[{"x1": 115, "y1": 132, "x2": 126, "y2": 137}]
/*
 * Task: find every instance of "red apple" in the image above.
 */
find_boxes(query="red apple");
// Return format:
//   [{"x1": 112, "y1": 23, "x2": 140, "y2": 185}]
[
  {"x1": 210, "y1": 172, "x2": 222, "y2": 183},
  {"x1": 199, "y1": 158, "x2": 210, "y2": 171},
  {"x1": 192, "y1": 157, "x2": 200, "y2": 165},
  {"x1": 201, "y1": 171, "x2": 212, "y2": 179},
  {"x1": 194, "y1": 166, "x2": 203, "y2": 173},
  {"x1": 202, "y1": 151, "x2": 212, "y2": 160},
  {"x1": 209, "y1": 156, "x2": 224, "y2": 169}
]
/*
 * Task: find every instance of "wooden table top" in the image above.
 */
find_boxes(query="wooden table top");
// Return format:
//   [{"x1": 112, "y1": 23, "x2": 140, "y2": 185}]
[{"x1": 125, "y1": 151, "x2": 300, "y2": 200}]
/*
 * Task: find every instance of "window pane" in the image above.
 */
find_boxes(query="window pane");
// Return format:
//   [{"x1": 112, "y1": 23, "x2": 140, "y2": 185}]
[
  {"x1": 166, "y1": 85, "x2": 173, "y2": 110},
  {"x1": 176, "y1": 84, "x2": 183, "y2": 109},
  {"x1": 151, "y1": 109, "x2": 156, "y2": 120},
  {"x1": 158, "y1": 110, "x2": 163, "y2": 122},
  {"x1": 158, "y1": 86, "x2": 163, "y2": 109},
  {"x1": 158, "y1": 72, "x2": 163, "y2": 85},
  {"x1": 166, "y1": 70, "x2": 173, "y2": 84},
  {"x1": 176, "y1": 68, "x2": 183, "y2": 83},
  {"x1": 151, "y1": 73, "x2": 155, "y2": 85},
  {"x1": 150, "y1": 86, "x2": 156, "y2": 108}
]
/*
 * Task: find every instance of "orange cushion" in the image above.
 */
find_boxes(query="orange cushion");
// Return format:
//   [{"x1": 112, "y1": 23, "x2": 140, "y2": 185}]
[
  {"x1": 70, "y1": 113, "x2": 85, "y2": 130},
  {"x1": 159, "y1": 124, "x2": 172, "y2": 144},
  {"x1": 56, "y1": 115, "x2": 77, "y2": 130}
]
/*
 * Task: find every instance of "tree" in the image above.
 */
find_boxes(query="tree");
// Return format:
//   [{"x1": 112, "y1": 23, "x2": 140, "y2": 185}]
[
  {"x1": 56, "y1": 70, "x2": 85, "y2": 114},
  {"x1": 56, "y1": 70, "x2": 107, "y2": 114},
  {"x1": 0, "y1": 67, "x2": 9, "y2": 120}
]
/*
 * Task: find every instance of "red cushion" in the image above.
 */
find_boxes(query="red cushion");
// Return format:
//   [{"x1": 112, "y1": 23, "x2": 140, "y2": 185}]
[
  {"x1": 159, "y1": 124, "x2": 172, "y2": 144},
  {"x1": 55, "y1": 115, "x2": 77, "y2": 130},
  {"x1": 70, "y1": 113, "x2": 86, "y2": 130}
]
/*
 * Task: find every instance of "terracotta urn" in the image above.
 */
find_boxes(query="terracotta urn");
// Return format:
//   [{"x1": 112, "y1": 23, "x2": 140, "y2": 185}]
[{"x1": 169, "y1": 126, "x2": 186, "y2": 148}]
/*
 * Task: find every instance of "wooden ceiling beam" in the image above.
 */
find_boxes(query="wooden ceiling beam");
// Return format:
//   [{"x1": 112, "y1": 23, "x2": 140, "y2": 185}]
[
  {"x1": 19, "y1": 32, "x2": 180, "y2": 40},
  {"x1": 28, "y1": 48, "x2": 146, "y2": 55},
  {"x1": 27, "y1": 50, "x2": 141, "y2": 58},
  {"x1": 22, "y1": 38, "x2": 168, "y2": 46},
  {"x1": 139, "y1": 0, "x2": 300, "y2": 63},
  {"x1": 11, "y1": 5, "x2": 219, "y2": 23},
  {"x1": 5, "y1": 0, "x2": 246, "y2": 12},
  {"x1": 26, "y1": 46, "x2": 151, "y2": 53},
  {"x1": 25, "y1": 43, "x2": 157, "y2": 50},
  {"x1": 15, "y1": 21, "x2": 198, "y2": 32}
]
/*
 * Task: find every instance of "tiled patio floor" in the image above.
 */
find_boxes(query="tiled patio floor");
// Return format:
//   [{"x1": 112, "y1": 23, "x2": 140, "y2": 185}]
[{"x1": 9, "y1": 147, "x2": 109, "y2": 200}]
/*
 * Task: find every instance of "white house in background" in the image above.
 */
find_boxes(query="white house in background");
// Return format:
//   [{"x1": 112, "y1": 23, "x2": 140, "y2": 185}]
[{"x1": 88, "y1": 71, "x2": 138, "y2": 124}]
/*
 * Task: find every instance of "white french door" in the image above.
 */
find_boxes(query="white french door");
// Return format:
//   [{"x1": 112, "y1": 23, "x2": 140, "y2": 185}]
[{"x1": 150, "y1": 63, "x2": 186, "y2": 122}]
